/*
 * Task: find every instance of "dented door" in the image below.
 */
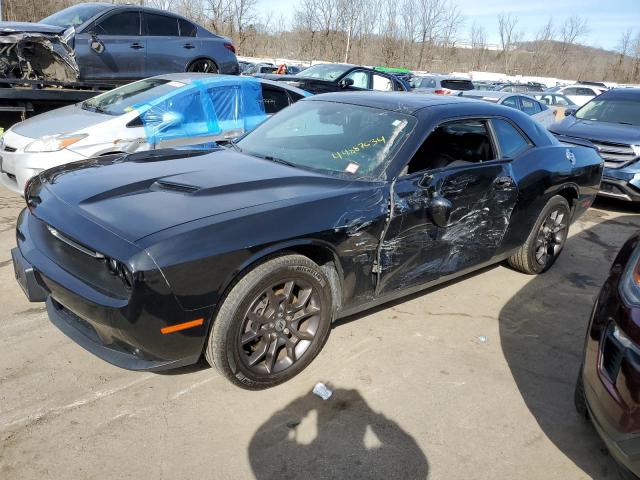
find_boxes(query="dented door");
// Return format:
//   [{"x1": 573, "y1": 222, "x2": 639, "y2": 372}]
[{"x1": 378, "y1": 163, "x2": 518, "y2": 294}]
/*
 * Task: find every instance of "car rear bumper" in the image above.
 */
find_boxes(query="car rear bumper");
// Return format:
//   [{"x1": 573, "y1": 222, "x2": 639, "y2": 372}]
[{"x1": 14, "y1": 209, "x2": 212, "y2": 371}]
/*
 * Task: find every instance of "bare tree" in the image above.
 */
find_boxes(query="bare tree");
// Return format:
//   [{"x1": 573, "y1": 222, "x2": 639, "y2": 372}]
[
  {"x1": 559, "y1": 15, "x2": 588, "y2": 56},
  {"x1": 470, "y1": 21, "x2": 487, "y2": 70},
  {"x1": 497, "y1": 12, "x2": 520, "y2": 74}
]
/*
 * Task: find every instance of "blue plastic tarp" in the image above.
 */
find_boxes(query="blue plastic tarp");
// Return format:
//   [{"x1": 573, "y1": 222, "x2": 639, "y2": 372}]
[{"x1": 134, "y1": 76, "x2": 268, "y2": 146}]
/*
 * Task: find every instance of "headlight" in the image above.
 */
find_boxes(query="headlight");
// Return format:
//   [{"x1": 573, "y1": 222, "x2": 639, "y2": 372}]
[
  {"x1": 105, "y1": 257, "x2": 134, "y2": 289},
  {"x1": 619, "y1": 243, "x2": 640, "y2": 307},
  {"x1": 632, "y1": 145, "x2": 640, "y2": 157},
  {"x1": 25, "y1": 133, "x2": 88, "y2": 153}
]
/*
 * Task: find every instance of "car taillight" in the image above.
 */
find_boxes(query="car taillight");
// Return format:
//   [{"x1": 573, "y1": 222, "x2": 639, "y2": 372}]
[
  {"x1": 620, "y1": 243, "x2": 640, "y2": 307},
  {"x1": 224, "y1": 43, "x2": 236, "y2": 54},
  {"x1": 434, "y1": 89, "x2": 446, "y2": 95}
]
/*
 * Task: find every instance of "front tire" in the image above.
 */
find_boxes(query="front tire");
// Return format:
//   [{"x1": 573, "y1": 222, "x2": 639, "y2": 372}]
[
  {"x1": 508, "y1": 195, "x2": 570, "y2": 274},
  {"x1": 206, "y1": 254, "x2": 333, "y2": 389}
]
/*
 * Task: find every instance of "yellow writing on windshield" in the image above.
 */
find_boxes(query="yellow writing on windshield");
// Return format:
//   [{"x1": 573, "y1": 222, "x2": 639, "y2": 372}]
[{"x1": 332, "y1": 136, "x2": 386, "y2": 160}]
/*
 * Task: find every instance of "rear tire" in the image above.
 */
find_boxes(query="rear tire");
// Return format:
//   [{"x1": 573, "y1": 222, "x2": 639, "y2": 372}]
[
  {"x1": 205, "y1": 254, "x2": 332, "y2": 389},
  {"x1": 508, "y1": 195, "x2": 570, "y2": 274},
  {"x1": 186, "y1": 58, "x2": 219, "y2": 74}
]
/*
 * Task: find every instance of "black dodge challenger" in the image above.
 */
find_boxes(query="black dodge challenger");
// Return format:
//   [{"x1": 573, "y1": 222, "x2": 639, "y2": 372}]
[{"x1": 12, "y1": 92, "x2": 603, "y2": 389}]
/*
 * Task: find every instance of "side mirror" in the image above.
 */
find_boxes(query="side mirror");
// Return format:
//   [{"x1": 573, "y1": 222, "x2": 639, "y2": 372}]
[
  {"x1": 339, "y1": 78, "x2": 354, "y2": 88},
  {"x1": 156, "y1": 111, "x2": 183, "y2": 131},
  {"x1": 564, "y1": 108, "x2": 577, "y2": 117},
  {"x1": 89, "y1": 30, "x2": 104, "y2": 53},
  {"x1": 428, "y1": 192, "x2": 453, "y2": 228}
]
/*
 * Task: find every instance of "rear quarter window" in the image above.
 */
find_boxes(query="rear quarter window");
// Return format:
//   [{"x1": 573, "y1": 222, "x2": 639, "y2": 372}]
[
  {"x1": 441, "y1": 80, "x2": 474, "y2": 91},
  {"x1": 179, "y1": 19, "x2": 197, "y2": 37},
  {"x1": 492, "y1": 119, "x2": 531, "y2": 158}
]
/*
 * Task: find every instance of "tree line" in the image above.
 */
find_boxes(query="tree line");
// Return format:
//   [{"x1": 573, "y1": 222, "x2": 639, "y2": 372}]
[{"x1": 3, "y1": 0, "x2": 640, "y2": 83}]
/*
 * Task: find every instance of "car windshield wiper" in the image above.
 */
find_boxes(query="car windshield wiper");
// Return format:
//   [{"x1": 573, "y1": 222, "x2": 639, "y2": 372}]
[
  {"x1": 251, "y1": 152, "x2": 298, "y2": 168},
  {"x1": 82, "y1": 102, "x2": 108, "y2": 115}
]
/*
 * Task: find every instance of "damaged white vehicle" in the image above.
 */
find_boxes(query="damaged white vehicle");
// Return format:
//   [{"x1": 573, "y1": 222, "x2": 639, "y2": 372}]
[
  {"x1": 0, "y1": 73, "x2": 309, "y2": 194},
  {"x1": 0, "y1": 23, "x2": 79, "y2": 82}
]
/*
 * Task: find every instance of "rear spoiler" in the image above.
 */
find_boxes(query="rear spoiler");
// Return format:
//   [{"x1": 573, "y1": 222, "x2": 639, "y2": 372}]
[{"x1": 551, "y1": 133, "x2": 598, "y2": 151}]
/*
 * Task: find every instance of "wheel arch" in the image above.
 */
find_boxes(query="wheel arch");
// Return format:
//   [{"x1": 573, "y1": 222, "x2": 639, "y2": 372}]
[
  {"x1": 186, "y1": 56, "x2": 219, "y2": 72},
  {"x1": 215, "y1": 239, "x2": 345, "y2": 324},
  {"x1": 554, "y1": 183, "x2": 580, "y2": 213}
]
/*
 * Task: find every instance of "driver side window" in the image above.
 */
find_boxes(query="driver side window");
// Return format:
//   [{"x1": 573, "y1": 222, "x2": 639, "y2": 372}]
[
  {"x1": 404, "y1": 119, "x2": 496, "y2": 174},
  {"x1": 345, "y1": 70, "x2": 369, "y2": 89}
]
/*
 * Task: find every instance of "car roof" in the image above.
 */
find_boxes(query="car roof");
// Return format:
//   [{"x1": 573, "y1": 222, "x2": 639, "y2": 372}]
[
  {"x1": 304, "y1": 91, "x2": 487, "y2": 114},
  {"x1": 149, "y1": 73, "x2": 311, "y2": 96},
  {"x1": 600, "y1": 88, "x2": 640, "y2": 99},
  {"x1": 462, "y1": 90, "x2": 518, "y2": 100}
]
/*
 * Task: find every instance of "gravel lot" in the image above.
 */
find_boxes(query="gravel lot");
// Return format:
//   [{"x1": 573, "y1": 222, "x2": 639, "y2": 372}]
[{"x1": 0, "y1": 188, "x2": 638, "y2": 480}]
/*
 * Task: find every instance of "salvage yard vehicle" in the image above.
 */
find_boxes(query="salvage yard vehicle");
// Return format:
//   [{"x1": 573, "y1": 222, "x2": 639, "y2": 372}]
[
  {"x1": 461, "y1": 91, "x2": 556, "y2": 128},
  {"x1": 550, "y1": 88, "x2": 640, "y2": 202},
  {"x1": 0, "y1": 2, "x2": 239, "y2": 84},
  {"x1": 534, "y1": 92, "x2": 577, "y2": 121},
  {"x1": 262, "y1": 63, "x2": 409, "y2": 94},
  {"x1": 12, "y1": 92, "x2": 603, "y2": 389},
  {"x1": 411, "y1": 74, "x2": 475, "y2": 95},
  {"x1": 546, "y1": 84, "x2": 606, "y2": 106},
  {"x1": 0, "y1": 74, "x2": 309, "y2": 194},
  {"x1": 575, "y1": 232, "x2": 640, "y2": 479}
]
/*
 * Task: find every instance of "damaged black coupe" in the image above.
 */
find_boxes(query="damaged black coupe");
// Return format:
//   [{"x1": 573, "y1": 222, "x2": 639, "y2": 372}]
[{"x1": 13, "y1": 93, "x2": 603, "y2": 389}]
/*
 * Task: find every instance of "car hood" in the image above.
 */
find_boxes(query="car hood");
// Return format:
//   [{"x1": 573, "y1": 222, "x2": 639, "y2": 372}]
[
  {"x1": 551, "y1": 117, "x2": 640, "y2": 145},
  {"x1": 11, "y1": 104, "x2": 110, "y2": 138},
  {"x1": 37, "y1": 148, "x2": 354, "y2": 243},
  {"x1": 0, "y1": 21, "x2": 65, "y2": 34}
]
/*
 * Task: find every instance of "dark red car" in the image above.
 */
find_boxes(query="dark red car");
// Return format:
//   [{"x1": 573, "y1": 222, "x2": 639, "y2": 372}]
[{"x1": 576, "y1": 232, "x2": 640, "y2": 478}]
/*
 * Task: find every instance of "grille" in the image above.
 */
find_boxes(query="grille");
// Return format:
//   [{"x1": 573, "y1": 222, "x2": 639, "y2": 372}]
[
  {"x1": 3, "y1": 144, "x2": 16, "y2": 152},
  {"x1": 602, "y1": 331, "x2": 624, "y2": 382},
  {"x1": 591, "y1": 141, "x2": 637, "y2": 169}
]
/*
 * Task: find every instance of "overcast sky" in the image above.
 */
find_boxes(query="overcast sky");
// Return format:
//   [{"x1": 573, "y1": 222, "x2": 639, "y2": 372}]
[{"x1": 256, "y1": 0, "x2": 640, "y2": 51}]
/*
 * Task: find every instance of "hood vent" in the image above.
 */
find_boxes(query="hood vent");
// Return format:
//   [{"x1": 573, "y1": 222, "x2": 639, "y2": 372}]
[{"x1": 152, "y1": 180, "x2": 200, "y2": 194}]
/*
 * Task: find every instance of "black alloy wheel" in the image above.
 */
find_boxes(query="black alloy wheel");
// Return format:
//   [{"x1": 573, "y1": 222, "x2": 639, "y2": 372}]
[
  {"x1": 534, "y1": 207, "x2": 568, "y2": 268},
  {"x1": 239, "y1": 279, "x2": 322, "y2": 375},
  {"x1": 187, "y1": 59, "x2": 219, "y2": 74},
  {"x1": 206, "y1": 254, "x2": 332, "y2": 389},
  {"x1": 508, "y1": 195, "x2": 571, "y2": 274}
]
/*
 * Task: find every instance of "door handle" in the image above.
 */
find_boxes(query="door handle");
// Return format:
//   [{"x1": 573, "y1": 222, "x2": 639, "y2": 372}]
[
  {"x1": 493, "y1": 176, "x2": 514, "y2": 190},
  {"x1": 183, "y1": 43, "x2": 195, "y2": 49},
  {"x1": 130, "y1": 43, "x2": 144, "y2": 50}
]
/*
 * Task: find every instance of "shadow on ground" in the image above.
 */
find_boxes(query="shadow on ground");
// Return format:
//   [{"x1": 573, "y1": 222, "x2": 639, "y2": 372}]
[
  {"x1": 248, "y1": 388, "x2": 428, "y2": 480},
  {"x1": 499, "y1": 214, "x2": 640, "y2": 479}
]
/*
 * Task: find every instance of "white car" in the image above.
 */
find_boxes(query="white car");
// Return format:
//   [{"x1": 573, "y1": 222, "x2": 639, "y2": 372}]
[
  {"x1": 0, "y1": 73, "x2": 309, "y2": 194},
  {"x1": 460, "y1": 91, "x2": 557, "y2": 128},
  {"x1": 547, "y1": 84, "x2": 606, "y2": 106}
]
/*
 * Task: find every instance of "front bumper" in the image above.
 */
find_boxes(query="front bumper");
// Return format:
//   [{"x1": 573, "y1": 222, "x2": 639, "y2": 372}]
[
  {"x1": 14, "y1": 208, "x2": 213, "y2": 371},
  {"x1": 599, "y1": 166, "x2": 640, "y2": 202},
  {"x1": 0, "y1": 132, "x2": 86, "y2": 195}
]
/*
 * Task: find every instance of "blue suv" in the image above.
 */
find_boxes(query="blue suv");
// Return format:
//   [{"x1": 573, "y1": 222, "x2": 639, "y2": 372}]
[{"x1": 550, "y1": 88, "x2": 640, "y2": 202}]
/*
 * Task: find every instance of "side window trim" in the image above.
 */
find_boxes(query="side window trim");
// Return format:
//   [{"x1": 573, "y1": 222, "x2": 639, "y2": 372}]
[
  {"x1": 488, "y1": 116, "x2": 534, "y2": 160},
  {"x1": 399, "y1": 116, "x2": 502, "y2": 177},
  {"x1": 93, "y1": 9, "x2": 141, "y2": 36}
]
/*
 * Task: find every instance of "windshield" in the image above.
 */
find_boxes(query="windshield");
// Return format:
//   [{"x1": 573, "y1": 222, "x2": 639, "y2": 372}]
[
  {"x1": 296, "y1": 64, "x2": 352, "y2": 81},
  {"x1": 575, "y1": 96, "x2": 640, "y2": 126},
  {"x1": 41, "y1": 4, "x2": 109, "y2": 28},
  {"x1": 82, "y1": 78, "x2": 184, "y2": 116},
  {"x1": 235, "y1": 100, "x2": 416, "y2": 180}
]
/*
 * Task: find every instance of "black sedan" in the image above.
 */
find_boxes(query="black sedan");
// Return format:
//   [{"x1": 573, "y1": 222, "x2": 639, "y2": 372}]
[
  {"x1": 13, "y1": 93, "x2": 603, "y2": 389},
  {"x1": 258, "y1": 63, "x2": 409, "y2": 94}
]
